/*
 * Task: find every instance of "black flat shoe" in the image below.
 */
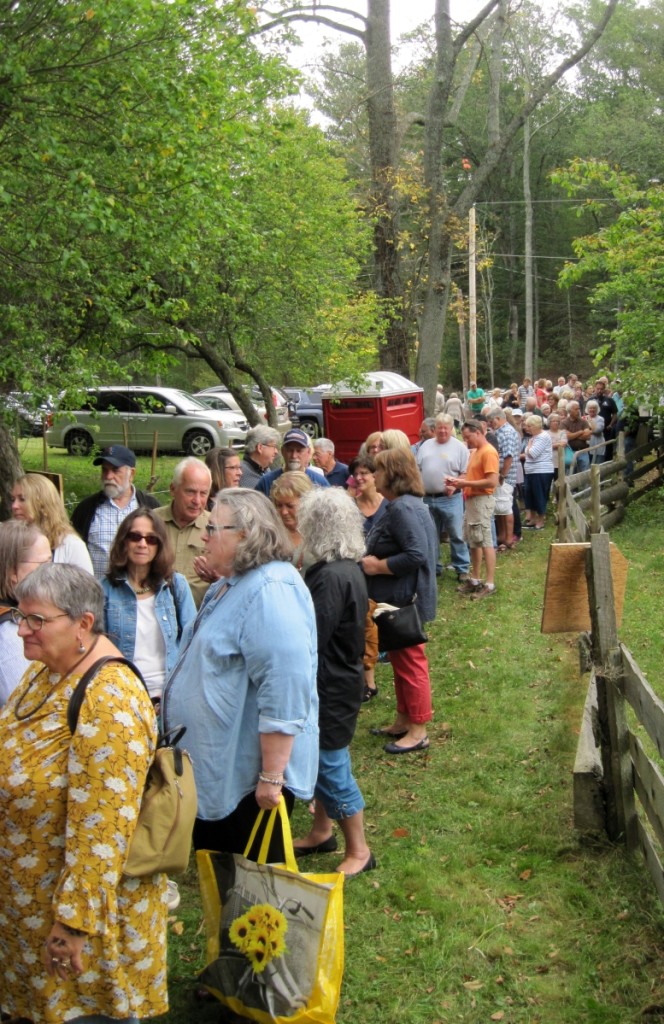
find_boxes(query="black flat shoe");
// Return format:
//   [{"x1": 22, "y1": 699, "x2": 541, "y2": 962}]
[
  {"x1": 370, "y1": 727, "x2": 407, "y2": 739},
  {"x1": 342, "y1": 852, "x2": 377, "y2": 879},
  {"x1": 293, "y1": 835, "x2": 338, "y2": 858},
  {"x1": 383, "y1": 737, "x2": 430, "y2": 754},
  {"x1": 362, "y1": 685, "x2": 379, "y2": 702}
]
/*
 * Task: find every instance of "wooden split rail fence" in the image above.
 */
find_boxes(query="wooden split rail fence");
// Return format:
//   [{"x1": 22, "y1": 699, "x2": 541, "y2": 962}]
[{"x1": 549, "y1": 434, "x2": 664, "y2": 907}]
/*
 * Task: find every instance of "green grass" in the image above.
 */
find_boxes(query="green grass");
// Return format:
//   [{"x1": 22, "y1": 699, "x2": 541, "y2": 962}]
[{"x1": 18, "y1": 442, "x2": 664, "y2": 1023}]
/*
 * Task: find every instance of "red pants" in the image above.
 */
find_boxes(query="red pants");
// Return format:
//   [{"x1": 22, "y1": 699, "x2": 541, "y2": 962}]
[{"x1": 388, "y1": 644, "x2": 433, "y2": 724}]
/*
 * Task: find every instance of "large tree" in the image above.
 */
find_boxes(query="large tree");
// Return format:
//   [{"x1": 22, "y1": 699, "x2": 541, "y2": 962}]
[
  {"x1": 259, "y1": 0, "x2": 618, "y2": 410},
  {"x1": 553, "y1": 160, "x2": 664, "y2": 401}
]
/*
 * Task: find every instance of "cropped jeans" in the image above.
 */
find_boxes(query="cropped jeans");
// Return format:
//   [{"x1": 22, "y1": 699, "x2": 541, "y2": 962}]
[{"x1": 423, "y1": 491, "x2": 470, "y2": 576}]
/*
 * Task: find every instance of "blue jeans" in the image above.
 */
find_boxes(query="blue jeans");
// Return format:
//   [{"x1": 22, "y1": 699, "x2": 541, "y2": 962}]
[
  {"x1": 573, "y1": 450, "x2": 590, "y2": 473},
  {"x1": 315, "y1": 747, "x2": 364, "y2": 820},
  {"x1": 424, "y1": 492, "x2": 470, "y2": 575}
]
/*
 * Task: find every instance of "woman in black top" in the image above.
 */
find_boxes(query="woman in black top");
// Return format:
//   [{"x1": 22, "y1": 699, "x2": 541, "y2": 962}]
[{"x1": 292, "y1": 488, "x2": 375, "y2": 878}]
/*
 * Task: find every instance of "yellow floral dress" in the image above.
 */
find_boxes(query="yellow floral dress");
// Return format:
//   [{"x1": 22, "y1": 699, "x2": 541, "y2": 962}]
[{"x1": 0, "y1": 660, "x2": 169, "y2": 1023}]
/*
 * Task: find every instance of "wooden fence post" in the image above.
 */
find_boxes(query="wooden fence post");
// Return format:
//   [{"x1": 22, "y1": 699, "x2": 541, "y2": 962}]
[
  {"x1": 586, "y1": 533, "x2": 638, "y2": 848},
  {"x1": 590, "y1": 463, "x2": 601, "y2": 533},
  {"x1": 557, "y1": 445, "x2": 567, "y2": 540}
]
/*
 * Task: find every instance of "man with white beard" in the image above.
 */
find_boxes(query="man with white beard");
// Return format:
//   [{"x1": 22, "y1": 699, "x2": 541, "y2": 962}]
[
  {"x1": 255, "y1": 428, "x2": 330, "y2": 495},
  {"x1": 71, "y1": 445, "x2": 159, "y2": 577}
]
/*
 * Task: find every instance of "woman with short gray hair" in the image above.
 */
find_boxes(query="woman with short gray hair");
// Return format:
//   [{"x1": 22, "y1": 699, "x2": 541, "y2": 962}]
[
  {"x1": 0, "y1": 520, "x2": 52, "y2": 705},
  {"x1": 292, "y1": 489, "x2": 375, "y2": 877},
  {"x1": 163, "y1": 488, "x2": 319, "y2": 862},
  {"x1": 0, "y1": 563, "x2": 167, "y2": 1023}
]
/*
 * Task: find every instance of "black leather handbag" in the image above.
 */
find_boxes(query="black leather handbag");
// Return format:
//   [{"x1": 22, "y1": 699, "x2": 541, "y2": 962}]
[{"x1": 373, "y1": 596, "x2": 428, "y2": 652}]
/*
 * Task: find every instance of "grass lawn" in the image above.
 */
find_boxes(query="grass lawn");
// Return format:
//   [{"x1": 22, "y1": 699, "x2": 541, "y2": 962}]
[{"x1": 18, "y1": 441, "x2": 664, "y2": 1023}]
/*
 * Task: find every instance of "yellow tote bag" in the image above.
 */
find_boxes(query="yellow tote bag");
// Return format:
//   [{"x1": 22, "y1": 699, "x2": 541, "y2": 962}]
[{"x1": 197, "y1": 798, "x2": 344, "y2": 1024}]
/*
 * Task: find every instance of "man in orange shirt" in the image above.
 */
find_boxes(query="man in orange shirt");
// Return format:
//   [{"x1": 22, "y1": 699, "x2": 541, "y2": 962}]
[{"x1": 446, "y1": 420, "x2": 499, "y2": 599}]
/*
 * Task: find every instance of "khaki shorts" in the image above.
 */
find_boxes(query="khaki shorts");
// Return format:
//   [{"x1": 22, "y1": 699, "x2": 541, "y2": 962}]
[{"x1": 464, "y1": 494, "x2": 496, "y2": 548}]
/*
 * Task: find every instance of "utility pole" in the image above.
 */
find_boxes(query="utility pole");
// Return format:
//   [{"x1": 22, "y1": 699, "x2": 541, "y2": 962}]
[{"x1": 468, "y1": 205, "x2": 477, "y2": 383}]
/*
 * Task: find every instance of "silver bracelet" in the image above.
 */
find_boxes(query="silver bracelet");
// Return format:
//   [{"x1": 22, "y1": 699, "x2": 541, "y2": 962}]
[{"x1": 258, "y1": 773, "x2": 284, "y2": 786}]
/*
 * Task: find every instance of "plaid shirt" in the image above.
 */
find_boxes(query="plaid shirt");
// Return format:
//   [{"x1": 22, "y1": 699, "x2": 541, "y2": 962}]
[
  {"x1": 495, "y1": 423, "x2": 521, "y2": 487},
  {"x1": 87, "y1": 490, "x2": 140, "y2": 578}
]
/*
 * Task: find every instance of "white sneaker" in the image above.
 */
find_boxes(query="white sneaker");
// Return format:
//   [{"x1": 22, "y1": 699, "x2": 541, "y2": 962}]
[{"x1": 166, "y1": 879, "x2": 181, "y2": 912}]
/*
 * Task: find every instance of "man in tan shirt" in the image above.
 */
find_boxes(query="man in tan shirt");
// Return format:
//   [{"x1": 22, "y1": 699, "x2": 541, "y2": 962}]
[{"x1": 155, "y1": 457, "x2": 212, "y2": 608}]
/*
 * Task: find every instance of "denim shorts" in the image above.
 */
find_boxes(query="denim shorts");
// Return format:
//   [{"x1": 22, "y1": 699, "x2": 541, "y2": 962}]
[{"x1": 314, "y1": 747, "x2": 365, "y2": 820}]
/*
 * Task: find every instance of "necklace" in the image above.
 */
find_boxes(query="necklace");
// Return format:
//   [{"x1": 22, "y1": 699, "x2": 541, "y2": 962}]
[
  {"x1": 133, "y1": 584, "x2": 153, "y2": 595},
  {"x1": 14, "y1": 635, "x2": 101, "y2": 721}
]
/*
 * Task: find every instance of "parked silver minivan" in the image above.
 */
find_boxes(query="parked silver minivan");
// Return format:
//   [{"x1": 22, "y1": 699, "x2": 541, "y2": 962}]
[{"x1": 46, "y1": 386, "x2": 249, "y2": 456}]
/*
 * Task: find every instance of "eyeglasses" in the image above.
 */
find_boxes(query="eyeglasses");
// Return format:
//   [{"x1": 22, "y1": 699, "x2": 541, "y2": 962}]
[
  {"x1": 205, "y1": 523, "x2": 239, "y2": 536},
  {"x1": 260, "y1": 442, "x2": 278, "y2": 450},
  {"x1": 11, "y1": 609, "x2": 70, "y2": 631},
  {"x1": 126, "y1": 531, "x2": 160, "y2": 545}
]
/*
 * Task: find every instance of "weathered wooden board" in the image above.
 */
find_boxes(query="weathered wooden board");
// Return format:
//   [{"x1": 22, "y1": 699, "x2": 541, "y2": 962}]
[{"x1": 541, "y1": 542, "x2": 628, "y2": 633}]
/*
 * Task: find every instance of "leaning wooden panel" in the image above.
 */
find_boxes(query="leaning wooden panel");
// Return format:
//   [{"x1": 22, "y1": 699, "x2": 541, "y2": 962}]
[
  {"x1": 541, "y1": 543, "x2": 628, "y2": 633},
  {"x1": 636, "y1": 816, "x2": 664, "y2": 909},
  {"x1": 621, "y1": 644, "x2": 664, "y2": 760},
  {"x1": 630, "y1": 733, "x2": 664, "y2": 850}
]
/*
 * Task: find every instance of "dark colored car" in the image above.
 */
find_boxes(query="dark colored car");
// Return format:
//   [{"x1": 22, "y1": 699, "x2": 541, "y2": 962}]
[
  {"x1": 2, "y1": 392, "x2": 49, "y2": 437},
  {"x1": 282, "y1": 387, "x2": 325, "y2": 438}
]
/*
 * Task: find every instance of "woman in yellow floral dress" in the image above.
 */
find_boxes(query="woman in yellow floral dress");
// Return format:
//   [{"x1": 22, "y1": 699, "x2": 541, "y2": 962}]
[{"x1": 0, "y1": 563, "x2": 168, "y2": 1024}]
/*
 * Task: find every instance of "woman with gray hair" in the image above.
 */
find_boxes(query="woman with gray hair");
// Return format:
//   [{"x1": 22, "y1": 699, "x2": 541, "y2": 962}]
[
  {"x1": 0, "y1": 519, "x2": 52, "y2": 705},
  {"x1": 163, "y1": 488, "x2": 319, "y2": 862},
  {"x1": 292, "y1": 488, "x2": 375, "y2": 877},
  {"x1": 0, "y1": 563, "x2": 167, "y2": 1023}
]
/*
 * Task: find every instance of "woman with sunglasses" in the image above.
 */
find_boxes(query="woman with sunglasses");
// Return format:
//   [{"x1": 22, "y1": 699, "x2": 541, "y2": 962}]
[{"x1": 101, "y1": 508, "x2": 196, "y2": 710}]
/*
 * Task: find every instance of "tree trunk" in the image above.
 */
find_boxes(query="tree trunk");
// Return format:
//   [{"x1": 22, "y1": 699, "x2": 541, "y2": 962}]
[
  {"x1": 365, "y1": 0, "x2": 410, "y2": 375},
  {"x1": 524, "y1": 112, "x2": 534, "y2": 380},
  {"x1": 0, "y1": 425, "x2": 23, "y2": 521}
]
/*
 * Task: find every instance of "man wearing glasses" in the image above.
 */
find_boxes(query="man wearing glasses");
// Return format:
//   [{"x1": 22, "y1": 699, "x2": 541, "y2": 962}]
[
  {"x1": 71, "y1": 445, "x2": 159, "y2": 579},
  {"x1": 238, "y1": 425, "x2": 282, "y2": 488}
]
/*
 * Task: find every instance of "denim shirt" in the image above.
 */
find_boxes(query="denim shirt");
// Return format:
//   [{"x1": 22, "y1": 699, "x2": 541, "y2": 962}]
[
  {"x1": 102, "y1": 573, "x2": 196, "y2": 675},
  {"x1": 162, "y1": 561, "x2": 319, "y2": 821}
]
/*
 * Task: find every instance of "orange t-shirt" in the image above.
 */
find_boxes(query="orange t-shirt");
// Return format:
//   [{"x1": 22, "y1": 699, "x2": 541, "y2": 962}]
[{"x1": 464, "y1": 443, "x2": 499, "y2": 498}]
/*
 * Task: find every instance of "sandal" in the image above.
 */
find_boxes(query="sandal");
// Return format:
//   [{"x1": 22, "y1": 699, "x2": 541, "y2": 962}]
[
  {"x1": 362, "y1": 685, "x2": 379, "y2": 702},
  {"x1": 497, "y1": 543, "x2": 507, "y2": 552}
]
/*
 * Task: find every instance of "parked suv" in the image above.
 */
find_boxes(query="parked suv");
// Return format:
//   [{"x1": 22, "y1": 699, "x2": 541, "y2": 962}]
[
  {"x1": 46, "y1": 386, "x2": 249, "y2": 456},
  {"x1": 195, "y1": 385, "x2": 292, "y2": 434},
  {"x1": 282, "y1": 387, "x2": 325, "y2": 438}
]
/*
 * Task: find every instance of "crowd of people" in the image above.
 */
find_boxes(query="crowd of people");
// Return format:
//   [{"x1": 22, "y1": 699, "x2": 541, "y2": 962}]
[{"x1": 0, "y1": 375, "x2": 626, "y2": 1021}]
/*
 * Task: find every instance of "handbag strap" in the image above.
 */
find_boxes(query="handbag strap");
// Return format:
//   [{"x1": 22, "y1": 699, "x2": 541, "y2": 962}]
[
  {"x1": 67, "y1": 656, "x2": 148, "y2": 734},
  {"x1": 243, "y1": 797, "x2": 298, "y2": 873}
]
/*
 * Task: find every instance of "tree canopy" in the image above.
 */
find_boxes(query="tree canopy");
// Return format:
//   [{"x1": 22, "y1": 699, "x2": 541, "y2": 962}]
[
  {"x1": 0, "y1": 0, "x2": 377, "y2": 423},
  {"x1": 553, "y1": 159, "x2": 664, "y2": 403}
]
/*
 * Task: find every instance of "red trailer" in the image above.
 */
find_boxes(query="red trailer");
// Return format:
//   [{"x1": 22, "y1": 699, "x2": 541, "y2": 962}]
[{"x1": 322, "y1": 372, "x2": 425, "y2": 464}]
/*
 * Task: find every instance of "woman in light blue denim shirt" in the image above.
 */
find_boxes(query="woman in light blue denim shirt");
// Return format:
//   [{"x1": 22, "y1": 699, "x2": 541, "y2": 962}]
[
  {"x1": 163, "y1": 489, "x2": 319, "y2": 863},
  {"x1": 102, "y1": 508, "x2": 196, "y2": 705}
]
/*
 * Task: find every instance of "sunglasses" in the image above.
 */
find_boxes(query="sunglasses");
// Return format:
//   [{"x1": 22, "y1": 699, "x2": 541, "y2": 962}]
[{"x1": 126, "y1": 531, "x2": 160, "y2": 546}]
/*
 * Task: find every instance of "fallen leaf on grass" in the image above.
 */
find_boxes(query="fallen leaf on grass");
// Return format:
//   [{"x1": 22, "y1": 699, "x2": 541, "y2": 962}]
[
  {"x1": 170, "y1": 920, "x2": 184, "y2": 935},
  {"x1": 468, "y1": 660, "x2": 476, "y2": 669},
  {"x1": 392, "y1": 827, "x2": 410, "y2": 838},
  {"x1": 519, "y1": 869, "x2": 532, "y2": 881},
  {"x1": 491, "y1": 1013, "x2": 505, "y2": 1021},
  {"x1": 463, "y1": 979, "x2": 484, "y2": 990}
]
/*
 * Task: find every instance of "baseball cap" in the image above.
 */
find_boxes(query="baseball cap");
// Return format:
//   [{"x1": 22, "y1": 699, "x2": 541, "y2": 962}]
[
  {"x1": 282, "y1": 429, "x2": 310, "y2": 448},
  {"x1": 93, "y1": 445, "x2": 136, "y2": 468},
  {"x1": 511, "y1": 408, "x2": 524, "y2": 417}
]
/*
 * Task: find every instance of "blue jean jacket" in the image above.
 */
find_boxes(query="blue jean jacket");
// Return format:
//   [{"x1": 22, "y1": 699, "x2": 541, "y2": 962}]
[{"x1": 102, "y1": 574, "x2": 196, "y2": 675}]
